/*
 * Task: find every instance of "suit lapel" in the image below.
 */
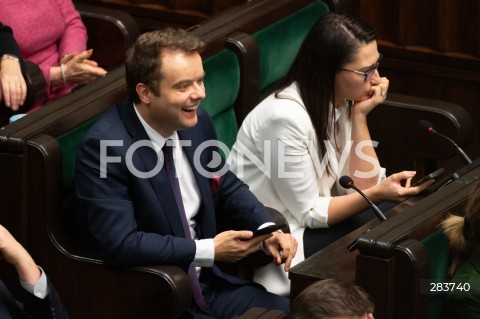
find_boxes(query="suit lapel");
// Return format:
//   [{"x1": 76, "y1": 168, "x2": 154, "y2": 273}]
[{"x1": 118, "y1": 102, "x2": 186, "y2": 237}]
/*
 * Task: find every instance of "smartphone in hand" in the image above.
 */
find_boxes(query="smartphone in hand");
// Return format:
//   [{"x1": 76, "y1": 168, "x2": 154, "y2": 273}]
[
  {"x1": 241, "y1": 224, "x2": 287, "y2": 240},
  {"x1": 413, "y1": 168, "x2": 445, "y2": 186}
]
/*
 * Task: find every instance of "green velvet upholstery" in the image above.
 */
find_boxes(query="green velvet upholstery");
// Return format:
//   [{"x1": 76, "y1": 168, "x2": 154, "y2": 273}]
[
  {"x1": 253, "y1": 0, "x2": 329, "y2": 98},
  {"x1": 58, "y1": 117, "x2": 99, "y2": 193},
  {"x1": 57, "y1": 117, "x2": 100, "y2": 244},
  {"x1": 421, "y1": 230, "x2": 451, "y2": 319},
  {"x1": 201, "y1": 49, "x2": 241, "y2": 150}
]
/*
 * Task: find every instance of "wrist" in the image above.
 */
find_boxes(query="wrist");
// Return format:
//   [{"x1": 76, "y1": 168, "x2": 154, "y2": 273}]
[
  {"x1": 60, "y1": 64, "x2": 68, "y2": 86},
  {"x1": 0, "y1": 55, "x2": 21, "y2": 71},
  {"x1": 17, "y1": 263, "x2": 41, "y2": 284},
  {"x1": 260, "y1": 240, "x2": 271, "y2": 255},
  {"x1": 352, "y1": 110, "x2": 369, "y2": 122},
  {"x1": 364, "y1": 184, "x2": 380, "y2": 204},
  {"x1": 14, "y1": 249, "x2": 41, "y2": 284},
  {"x1": 50, "y1": 66, "x2": 64, "y2": 85},
  {"x1": 1, "y1": 54, "x2": 19, "y2": 62}
]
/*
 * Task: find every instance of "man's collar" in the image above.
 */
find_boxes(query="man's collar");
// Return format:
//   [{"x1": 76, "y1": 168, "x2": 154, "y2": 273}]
[{"x1": 133, "y1": 102, "x2": 178, "y2": 152}]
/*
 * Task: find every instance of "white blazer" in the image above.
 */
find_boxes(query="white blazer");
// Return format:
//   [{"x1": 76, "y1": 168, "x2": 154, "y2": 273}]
[{"x1": 227, "y1": 82, "x2": 385, "y2": 296}]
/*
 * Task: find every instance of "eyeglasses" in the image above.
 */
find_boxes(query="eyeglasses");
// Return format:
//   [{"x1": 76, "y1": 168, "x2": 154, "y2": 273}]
[{"x1": 339, "y1": 54, "x2": 383, "y2": 82}]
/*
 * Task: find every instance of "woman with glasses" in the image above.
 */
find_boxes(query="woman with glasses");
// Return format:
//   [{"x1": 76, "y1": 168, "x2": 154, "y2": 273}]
[{"x1": 227, "y1": 12, "x2": 432, "y2": 296}]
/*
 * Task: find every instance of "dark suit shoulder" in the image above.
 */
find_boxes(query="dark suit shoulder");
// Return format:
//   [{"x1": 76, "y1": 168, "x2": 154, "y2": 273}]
[{"x1": 83, "y1": 101, "x2": 130, "y2": 140}]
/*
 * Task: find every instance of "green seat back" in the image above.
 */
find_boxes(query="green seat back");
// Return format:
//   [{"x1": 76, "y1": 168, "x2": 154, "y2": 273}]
[
  {"x1": 201, "y1": 49, "x2": 240, "y2": 151},
  {"x1": 58, "y1": 118, "x2": 100, "y2": 193},
  {"x1": 55, "y1": 117, "x2": 101, "y2": 249},
  {"x1": 253, "y1": 0, "x2": 329, "y2": 98},
  {"x1": 421, "y1": 230, "x2": 451, "y2": 319}
]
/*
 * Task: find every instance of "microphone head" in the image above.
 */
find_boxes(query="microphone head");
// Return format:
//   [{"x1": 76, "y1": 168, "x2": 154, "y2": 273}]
[
  {"x1": 339, "y1": 176, "x2": 354, "y2": 189},
  {"x1": 418, "y1": 120, "x2": 433, "y2": 133}
]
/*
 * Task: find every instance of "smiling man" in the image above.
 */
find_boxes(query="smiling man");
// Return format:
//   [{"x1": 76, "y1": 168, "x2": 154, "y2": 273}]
[{"x1": 74, "y1": 28, "x2": 297, "y2": 318}]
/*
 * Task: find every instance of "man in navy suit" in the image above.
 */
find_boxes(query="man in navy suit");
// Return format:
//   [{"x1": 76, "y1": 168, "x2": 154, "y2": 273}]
[
  {"x1": 0, "y1": 225, "x2": 68, "y2": 319},
  {"x1": 74, "y1": 28, "x2": 297, "y2": 318}
]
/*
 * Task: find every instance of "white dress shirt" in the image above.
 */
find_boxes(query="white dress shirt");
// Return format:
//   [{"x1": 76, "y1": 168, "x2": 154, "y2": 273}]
[
  {"x1": 134, "y1": 105, "x2": 215, "y2": 268},
  {"x1": 20, "y1": 266, "x2": 48, "y2": 299}
]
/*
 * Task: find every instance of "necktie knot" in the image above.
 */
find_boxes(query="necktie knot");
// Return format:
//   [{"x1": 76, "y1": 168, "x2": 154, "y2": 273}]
[{"x1": 162, "y1": 139, "x2": 174, "y2": 155}]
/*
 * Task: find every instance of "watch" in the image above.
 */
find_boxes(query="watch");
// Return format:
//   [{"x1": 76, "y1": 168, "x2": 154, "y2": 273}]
[{"x1": 1, "y1": 54, "x2": 19, "y2": 62}]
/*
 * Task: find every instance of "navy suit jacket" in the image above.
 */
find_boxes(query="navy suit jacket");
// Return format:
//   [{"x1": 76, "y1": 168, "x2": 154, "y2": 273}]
[
  {"x1": 0, "y1": 279, "x2": 68, "y2": 319},
  {"x1": 74, "y1": 100, "x2": 273, "y2": 279}
]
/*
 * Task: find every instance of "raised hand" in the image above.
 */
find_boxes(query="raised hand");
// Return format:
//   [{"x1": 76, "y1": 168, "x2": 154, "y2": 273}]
[
  {"x1": 55, "y1": 49, "x2": 107, "y2": 85},
  {"x1": 0, "y1": 224, "x2": 41, "y2": 283}
]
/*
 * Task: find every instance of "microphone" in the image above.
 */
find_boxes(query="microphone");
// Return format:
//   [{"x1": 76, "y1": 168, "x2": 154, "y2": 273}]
[
  {"x1": 418, "y1": 120, "x2": 472, "y2": 165},
  {"x1": 339, "y1": 176, "x2": 387, "y2": 221}
]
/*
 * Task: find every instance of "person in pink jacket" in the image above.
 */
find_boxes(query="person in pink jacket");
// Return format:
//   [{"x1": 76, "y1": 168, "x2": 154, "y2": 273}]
[{"x1": 0, "y1": 0, "x2": 107, "y2": 112}]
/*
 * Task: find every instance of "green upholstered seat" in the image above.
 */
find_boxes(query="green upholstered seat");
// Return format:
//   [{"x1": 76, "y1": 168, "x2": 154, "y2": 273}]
[
  {"x1": 58, "y1": 118, "x2": 100, "y2": 242},
  {"x1": 58, "y1": 118, "x2": 99, "y2": 193},
  {"x1": 253, "y1": 0, "x2": 329, "y2": 98},
  {"x1": 201, "y1": 49, "x2": 241, "y2": 151},
  {"x1": 421, "y1": 230, "x2": 451, "y2": 319}
]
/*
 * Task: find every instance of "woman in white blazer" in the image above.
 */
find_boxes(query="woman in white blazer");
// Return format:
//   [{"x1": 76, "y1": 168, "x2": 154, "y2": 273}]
[{"x1": 227, "y1": 13, "x2": 433, "y2": 296}]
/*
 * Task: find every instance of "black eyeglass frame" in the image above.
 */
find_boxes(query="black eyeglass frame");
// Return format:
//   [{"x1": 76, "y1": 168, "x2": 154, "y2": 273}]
[{"x1": 339, "y1": 54, "x2": 383, "y2": 82}]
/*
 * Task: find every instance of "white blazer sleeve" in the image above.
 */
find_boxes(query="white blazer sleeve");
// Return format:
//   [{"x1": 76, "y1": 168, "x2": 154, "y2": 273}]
[{"x1": 259, "y1": 100, "x2": 331, "y2": 228}]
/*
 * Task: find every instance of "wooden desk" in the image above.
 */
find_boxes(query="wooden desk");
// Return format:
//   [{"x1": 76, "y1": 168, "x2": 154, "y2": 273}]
[{"x1": 289, "y1": 160, "x2": 480, "y2": 318}]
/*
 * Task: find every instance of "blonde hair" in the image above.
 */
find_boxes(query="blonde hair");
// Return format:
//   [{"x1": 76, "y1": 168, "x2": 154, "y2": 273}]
[{"x1": 441, "y1": 182, "x2": 480, "y2": 276}]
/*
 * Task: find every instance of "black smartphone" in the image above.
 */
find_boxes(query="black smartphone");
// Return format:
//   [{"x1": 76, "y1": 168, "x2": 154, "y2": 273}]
[
  {"x1": 413, "y1": 168, "x2": 445, "y2": 186},
  {"x1": 248, "y1": 223, "x2": 287, "y2": 239}
]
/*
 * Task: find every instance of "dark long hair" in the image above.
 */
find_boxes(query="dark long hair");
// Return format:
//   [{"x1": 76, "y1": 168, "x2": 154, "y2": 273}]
[{"x1": 276, "y1": 13, "x2": 376, "y2": 174}]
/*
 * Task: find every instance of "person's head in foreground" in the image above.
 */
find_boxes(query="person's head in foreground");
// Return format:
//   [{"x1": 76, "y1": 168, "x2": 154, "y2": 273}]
[{"x1": 290, "y1": 278, "x2": 374, "y2": 319}]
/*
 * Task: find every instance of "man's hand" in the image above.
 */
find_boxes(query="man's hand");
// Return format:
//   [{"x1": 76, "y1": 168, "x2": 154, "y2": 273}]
[
  {"x1": 263, "y1": 232, "x2": 298, "y2": 272},
  {"x1": 213, "y1": 230, "x2": 272, "y2": 263},
  {"x1": 0, "y1": 224, "x2": 41, "y2": 283}
]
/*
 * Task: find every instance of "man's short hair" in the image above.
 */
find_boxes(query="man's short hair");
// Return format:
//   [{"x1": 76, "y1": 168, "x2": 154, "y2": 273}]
[
  {"x1": 125, "y1": 27, "x2": 205, "y2": 103},
  {"x1": 290, "y1": 279, "x2": 374, "y2": 319}
]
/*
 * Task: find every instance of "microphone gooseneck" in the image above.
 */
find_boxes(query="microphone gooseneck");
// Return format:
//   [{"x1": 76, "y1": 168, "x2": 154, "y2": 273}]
[
  {"x1": 417, "y1": 120, "x2": 472, "y2": 165},
  {"x1": 340, "y1": 176, "x2": 387, "y2": 221}
]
